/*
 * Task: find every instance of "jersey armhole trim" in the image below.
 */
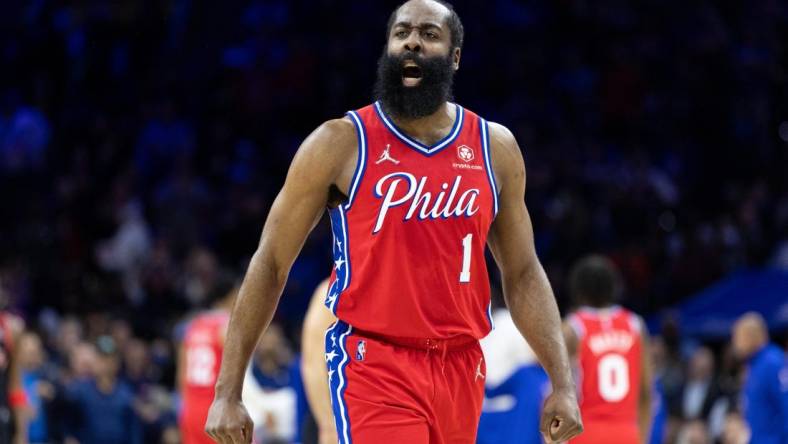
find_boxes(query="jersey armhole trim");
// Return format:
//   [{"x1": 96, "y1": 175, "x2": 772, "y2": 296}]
[
  {"x1": 343, "y1": 111, "x2": 367, "y2": 211},
  {"x1": 480, "y1": 118, "x2": 499, "y2": 217}
]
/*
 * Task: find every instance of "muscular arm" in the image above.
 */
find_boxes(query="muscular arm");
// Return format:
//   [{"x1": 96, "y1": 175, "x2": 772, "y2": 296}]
[
  {"x1": 486, "y1": 123, "x2": 581, "y2": 442},
  {"x1": 207, "y1": 118, "x2": 356, "y2": 442},
  {"x1": 638, "y1": 321, "x2": 653, "y2": 444},
  {"x1": 301, "y1": 279, "x2": 338, "y2": 444}
]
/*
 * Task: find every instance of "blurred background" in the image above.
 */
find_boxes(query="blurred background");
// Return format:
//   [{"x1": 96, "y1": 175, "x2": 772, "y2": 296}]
[{"x1": 1, "y1": 0, "x2": 787, "y2": 443}]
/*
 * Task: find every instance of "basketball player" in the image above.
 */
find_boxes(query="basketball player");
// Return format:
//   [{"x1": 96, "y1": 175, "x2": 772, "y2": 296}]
[
  {"x1": 301, "y1": 279, "x2": 338, "y2": 444},
  {"x1": 0, "y1": 307, "x2": 28, "y2": 444},
  {"x1": 205, "y1": 1, "x2": 582, "y2": 443},
  {"x1": 178, "y1": 275, "x2": 238, "y2": 444},
  {"x1": 563, "y1": 255, "x2": 653, "y2": 444}
]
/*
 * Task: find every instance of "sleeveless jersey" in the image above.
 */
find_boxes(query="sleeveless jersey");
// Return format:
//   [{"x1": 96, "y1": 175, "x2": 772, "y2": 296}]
[
  {"x1": 567, "y1": 306, "x2": 642, "y2": 423},
  {"x1": 324, "y1": 101, "x2": 499, "y2": 340},
  {"x1": 182, "y1": 311, "x2": 229, "y2": 406}
]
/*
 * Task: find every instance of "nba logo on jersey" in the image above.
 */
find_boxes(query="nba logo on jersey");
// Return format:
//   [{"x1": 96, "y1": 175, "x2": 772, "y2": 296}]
[{"x1": 356, "y1": 340, "x2": 366, "y2": 361}]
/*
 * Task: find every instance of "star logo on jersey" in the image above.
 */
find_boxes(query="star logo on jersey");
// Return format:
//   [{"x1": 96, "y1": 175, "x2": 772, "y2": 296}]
[
  {"x1": 375, "y1": 144, "x2": 400, "y2": 165},
  {"x1": 356, "y1": 340, "x2": 366, "y2": 361},
  {"x1": 325, "y1": 292, "x2": 337, "y2": 305},
  {"x1": 457, "y1": 145, "x2": 475, "y2": 163},
  {"x1": 325, "y1": 350, "x2": 339, "y2": 362}
]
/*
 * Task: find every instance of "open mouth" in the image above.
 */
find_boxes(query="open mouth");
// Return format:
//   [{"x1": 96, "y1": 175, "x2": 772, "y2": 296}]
[{"x1": 402, "y1": 61, "x2": 423, "y2": 86}]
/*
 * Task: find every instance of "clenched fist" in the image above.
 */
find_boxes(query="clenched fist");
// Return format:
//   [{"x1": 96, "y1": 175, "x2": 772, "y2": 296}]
[
  {"x1": 205, "y1": 397, "x2": 254, "y2": 444},
  {"x1": 540, "y1": 388, "x2": 583, "y2": 443}
]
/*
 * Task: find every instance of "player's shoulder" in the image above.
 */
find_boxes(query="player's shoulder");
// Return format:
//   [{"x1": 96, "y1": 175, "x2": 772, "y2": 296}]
[
  {"x1": 485, "y1": 121, "x2": 524, "y2": 179},
  {"x1": 486, "y1": 121, "x2": 519, "y2": 155},
  {"x1": 293, "y1": 116, "x2": 358, "y2": 174},
  {"x1": 308, "y1": 117, "x2": 357, "y2": 152}
]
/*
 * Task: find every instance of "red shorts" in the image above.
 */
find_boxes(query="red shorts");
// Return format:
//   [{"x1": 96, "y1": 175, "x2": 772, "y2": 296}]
[
  {"x1": 325, "y1": 320, "x2": 485, "y2": 444},
  {"x1": 569, "y1": 419, "x2": 640, "y2": 444}
]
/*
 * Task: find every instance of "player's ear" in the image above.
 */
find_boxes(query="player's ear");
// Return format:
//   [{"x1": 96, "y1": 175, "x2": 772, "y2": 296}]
[{"x1": 453, "y1": 47, "x2": 461, "y2": 71}]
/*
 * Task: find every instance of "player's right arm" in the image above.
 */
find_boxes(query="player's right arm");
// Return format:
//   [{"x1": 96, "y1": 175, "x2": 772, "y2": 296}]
[
  {"x1": 301, "y1": 279, "x2": 338, "y2": 444},
  {"x1": 637, "y1": 319, "x2": 653, "y2": 444},
  {"x1": 205, "y1": 118, "x2": 357, "y2": 444}
]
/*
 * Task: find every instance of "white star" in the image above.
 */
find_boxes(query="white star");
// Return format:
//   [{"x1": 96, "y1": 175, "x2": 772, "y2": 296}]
[
  {"x1": 327, "y1": 369, "x2": 335, "y2": 382},
  {"x1": 330, "y1": 333, "x2": 337, "y2": 347},
  {"x1": 334, "y1": 258, "x2": 345, "y2": 270},
  {"x1": 336, "y1": 239, "x2": 342, "y2": 250},
  {"x1": 325, "y1": 350, "x2": 339, "y2": 362}
]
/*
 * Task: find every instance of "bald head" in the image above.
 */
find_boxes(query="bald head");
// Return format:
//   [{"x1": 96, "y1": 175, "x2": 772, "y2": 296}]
[
  {"x1": 386, "y1": 0, "x2": 464, "y2": 51},
  {"x1": 732, "y1": 312, "x2": 768, "y2": 359}
]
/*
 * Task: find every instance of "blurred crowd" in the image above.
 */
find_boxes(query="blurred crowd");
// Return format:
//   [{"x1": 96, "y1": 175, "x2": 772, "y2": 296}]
[{"x1": 1, "y1": 0, "x2": 787, "y2": 443}]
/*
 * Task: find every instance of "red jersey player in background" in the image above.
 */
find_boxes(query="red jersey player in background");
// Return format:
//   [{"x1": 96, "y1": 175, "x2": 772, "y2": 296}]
[
  {"x1": 178, "y1": 274, "x2": 238, "y2": 444},
  {"x1": 206, "y1": 0, "x2": 582, "y2": 443},
  {"x1": 563, "y1": 255, "x2": 653, "y2": 444}
]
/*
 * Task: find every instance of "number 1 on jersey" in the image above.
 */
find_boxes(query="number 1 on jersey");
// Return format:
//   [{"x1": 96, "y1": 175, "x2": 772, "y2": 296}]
[{"x1": 459, "y1": 233, "x2": 472, "y2": 283}]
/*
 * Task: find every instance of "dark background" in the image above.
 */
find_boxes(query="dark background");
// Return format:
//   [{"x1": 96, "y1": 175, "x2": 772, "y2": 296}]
[{"x1": 0, "y1": 1, "x2": 787, "y2": 443}]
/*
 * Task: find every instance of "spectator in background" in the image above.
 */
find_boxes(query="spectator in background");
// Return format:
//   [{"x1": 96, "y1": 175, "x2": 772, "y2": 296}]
[
  {"x1": 477, "y1": 307, "x2": 549, "y2": 444},
  {"x1": 243, "y1": 322, "x2": 301, "y2": 444},
  {"x1": 671, "y1": 347, "x2": 721, "y2": 423},
  {"x1": 675, "y1": 419, "x2": 711, "y2": 444},
  {"x1": 720, "y1": 413, "x2": 750, "y2": 444},
  {"x1": 731, "y1": 312, "x2": 788, "y2": 444},
  {"x1": 18, "y1": 332, "x2": 54, "y2": 444},
  {"x1": 64, "y1": 336, "x2": 142, "y2": 444}
]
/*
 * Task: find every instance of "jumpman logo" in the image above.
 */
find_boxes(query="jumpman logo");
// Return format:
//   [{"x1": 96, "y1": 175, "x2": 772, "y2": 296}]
[
  {"x1": 475, "y1": 357, "x2": 485, "y2": 381},
  {"x1": 375, "y1": 144, "x2": 400, "y2": 165}
]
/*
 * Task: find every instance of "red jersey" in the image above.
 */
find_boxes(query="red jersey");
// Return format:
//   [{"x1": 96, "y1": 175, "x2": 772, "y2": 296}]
[
  {"x1": 568, "y1": 306, "x2": 642, "y2": 424},
  {"x1": 325, "y1": 101, "x2": 498, "y2": 340},
  {"x1": 180, "y1": 310, "x2": 229, "y2": 444}
]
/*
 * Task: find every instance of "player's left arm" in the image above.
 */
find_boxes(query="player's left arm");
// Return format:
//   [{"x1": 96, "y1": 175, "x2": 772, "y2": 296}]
[
  {"x1": 486, "y1": 122, "x2": 582, "y2": 444},
  {"x1": 636, "y1": 316, "x2": 653, "y2": 444}
]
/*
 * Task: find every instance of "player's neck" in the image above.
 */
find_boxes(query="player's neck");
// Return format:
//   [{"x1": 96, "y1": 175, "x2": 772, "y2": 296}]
[{"x1": 387, "y1": 102, "x2": 455, "y2": 145}]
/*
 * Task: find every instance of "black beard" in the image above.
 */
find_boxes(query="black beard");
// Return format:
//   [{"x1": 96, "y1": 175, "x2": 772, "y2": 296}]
[{"x1": 373, "y1": 50, "x2": 455, "y2": 119}]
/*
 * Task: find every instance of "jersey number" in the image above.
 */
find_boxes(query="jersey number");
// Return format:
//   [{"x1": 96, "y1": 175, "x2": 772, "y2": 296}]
[
  {"x1": 459, "y1": 233, "x2": 472, "y2": 283},
  {"x1": 186, "y1": 345, "x2": 216, "y2": 387},
  {"x1": 597, "y1": 353, "x2": 630, "y2": 402}
]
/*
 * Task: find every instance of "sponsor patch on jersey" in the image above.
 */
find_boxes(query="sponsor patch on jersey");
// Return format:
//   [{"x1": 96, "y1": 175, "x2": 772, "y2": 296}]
[{"x1": 453, "y1": 145, "x2": 483, "y2": 170}]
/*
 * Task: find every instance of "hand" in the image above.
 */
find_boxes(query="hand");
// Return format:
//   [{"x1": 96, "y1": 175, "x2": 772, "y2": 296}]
[
  {"x1": 540, "y1": 388, "x2": 583, "y2": 443},
  {"x1": 205, "y1": 397, "x2": 254, "y2": 444},
  {"x1": 318, "y1": 425, "x2": 339, "y2": 444}
]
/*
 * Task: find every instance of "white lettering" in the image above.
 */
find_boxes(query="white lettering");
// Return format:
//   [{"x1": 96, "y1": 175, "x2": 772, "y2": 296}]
[
  {"x1": 373, "y1": 173, "x2": 417, "y2": 233},
  {"x1": 373, "y1": 172, "x2": 480, "y2": 233},
  {"x1": 588, "y1": 330, "x2": 634, "y2": 355}
]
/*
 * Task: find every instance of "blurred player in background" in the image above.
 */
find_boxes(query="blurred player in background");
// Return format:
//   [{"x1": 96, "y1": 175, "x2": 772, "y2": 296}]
[
  {"x1": 476, "y1": 306, "x2": 550, "y2": 444},
  {"x1": 731, "y1": 312, "x2": 788, "y2": 444},
  {"x1": 564, "y1": 255, "x2": 653, "y2": 444},
  {"x1": 178, "y1": 274, "x2": 238, "y2": 444},
  {"x1": 301, "y1": 279, "x2": 338, "y2": 444},
  {"x1": 206, "y1": 0, "x2": 582, "y2": 442},
  {"x1": 0, "y1": 302, "x2": 28, "y2": 444}
]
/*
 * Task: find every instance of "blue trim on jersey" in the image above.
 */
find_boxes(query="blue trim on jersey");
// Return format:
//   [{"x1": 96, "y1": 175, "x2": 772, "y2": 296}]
[
  {"x1": 480, "y1": 118, "x2": 499, "y2": 217},
  {"x1": 326, "y1": 206, "x2": 352, "y2": 314},
  {"x1": 326, "y1": 321, "x2": 353, "y2": 444},
  {"x1": 344, "y1": 111, "x2": 367, "y2": 211},
  {"x1": 373, "y1": 101, "x2": 464, "y2": 156},
  {"x1": 487, "y1": 301, "x2": 495, "y2": 331}
]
